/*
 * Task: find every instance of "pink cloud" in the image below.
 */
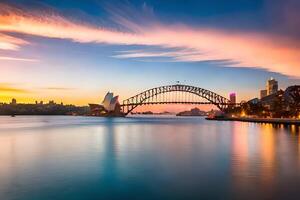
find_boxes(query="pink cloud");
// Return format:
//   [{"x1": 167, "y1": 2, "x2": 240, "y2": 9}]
[
  {"x1": 0, "y1": 4, "x2": 300, "y2": 77},
  {"x1": 0, "y1": 33, "x2": 28, "y2": 50},
  {"x1": 0, "y1": 56, "x2": 38, "y2": 62}
]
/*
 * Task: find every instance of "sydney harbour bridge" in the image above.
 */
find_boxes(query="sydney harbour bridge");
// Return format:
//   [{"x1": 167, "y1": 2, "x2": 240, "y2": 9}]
[
  {"x1": 90, "y1": 83, "x2": 300, "y2": 117},
  {"x1": 120, "y1": 84, "x2": 237, "y2": 115}
]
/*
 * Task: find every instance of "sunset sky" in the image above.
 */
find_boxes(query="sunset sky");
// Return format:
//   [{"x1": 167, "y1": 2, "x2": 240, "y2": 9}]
[{"x1": 0, "y1": 0, "x2": 300, "y2": 111}]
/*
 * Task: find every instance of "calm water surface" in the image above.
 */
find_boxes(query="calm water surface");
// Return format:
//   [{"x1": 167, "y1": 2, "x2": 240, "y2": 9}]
[{"x1": 0, "y1": 116, "x2": 300, "y2": 200}]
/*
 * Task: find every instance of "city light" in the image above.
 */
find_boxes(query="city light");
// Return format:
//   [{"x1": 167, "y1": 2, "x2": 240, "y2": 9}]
[{"x1": 240, "y1": 110, "x2": 246, "y2": 117}]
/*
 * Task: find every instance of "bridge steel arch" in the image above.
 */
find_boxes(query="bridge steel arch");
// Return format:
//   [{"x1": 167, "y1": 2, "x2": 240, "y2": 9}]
[{"x1": 121, "y1": 84, "x2": 232, "y2": 115}]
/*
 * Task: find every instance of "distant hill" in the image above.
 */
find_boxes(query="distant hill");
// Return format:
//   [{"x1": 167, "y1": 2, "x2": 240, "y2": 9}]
[
  {"x1": 176, "y1": 107, "x2": 208, "y2": 116},
  {"x1": 0, "y1": 103, "x2": 89, "y2": 116}
]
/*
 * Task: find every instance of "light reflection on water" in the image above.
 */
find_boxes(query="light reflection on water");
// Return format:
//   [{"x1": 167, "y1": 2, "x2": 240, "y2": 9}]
[{"x1": 0, "y1": 116, "x2": 300, "y2": 200}]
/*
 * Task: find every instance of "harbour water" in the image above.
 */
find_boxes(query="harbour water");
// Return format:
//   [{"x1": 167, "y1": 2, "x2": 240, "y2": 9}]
[{"x1": 1, "y1": 116, "x2": 300, "y2": 200}]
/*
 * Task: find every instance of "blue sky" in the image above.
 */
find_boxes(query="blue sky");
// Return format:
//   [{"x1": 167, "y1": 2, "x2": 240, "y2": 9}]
[{"x1": 0, "y1": 0, "x2": 299, "y2": 107}]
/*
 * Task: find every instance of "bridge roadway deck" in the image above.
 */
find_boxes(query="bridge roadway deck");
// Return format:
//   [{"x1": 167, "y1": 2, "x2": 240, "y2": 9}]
[{"x1": 121, "y1": 101, "x2": 238, "y2": 106}]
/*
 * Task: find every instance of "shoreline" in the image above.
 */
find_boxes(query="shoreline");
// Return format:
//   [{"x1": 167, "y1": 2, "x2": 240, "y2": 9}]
[{"x1": 206, "y1": 117, "x2": 300, "y2": 125}]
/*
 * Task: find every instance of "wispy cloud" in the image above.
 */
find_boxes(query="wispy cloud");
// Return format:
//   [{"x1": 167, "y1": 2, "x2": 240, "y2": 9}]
[
  {"x1": 113, "y1": 49, "x2": 237, "y2": 65},
  {"x1": 0, "y1": 33, "x2": 28, "y2": 50},
  {"x1": 0, "y1": 83, "x2": 29, "y2": 93},
  {"x1": 113, "y1": 49, "x2": 199, "y2": 59},
  {"x1": 0, "y1": 56, "x2": 38, "y2": 62},
  {"x1": 1, "y1": 3, "x2": 300, "y2": 77},
  {"x1": 42, "y1": 87, "x2": 75, "y2": 91}
]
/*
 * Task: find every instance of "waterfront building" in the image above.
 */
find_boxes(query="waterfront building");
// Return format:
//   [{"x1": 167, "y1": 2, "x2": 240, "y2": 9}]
[
  {"x1": 102, "y1": 92, "x2": 114, "y2": 110},
  {"x1": 102, "y1": 92, "x2": 120, "y2": 111},
  {"x1": 108, "y1": 96, "x2": 119, "y2": 111},
  {"x1": 267, "y1": 77, "x2": 278, "y2": 95},
  {"x1": 260, "y1": 89, "x2": 267, "y2": 99},
  {"x1": 284, "y1": 86, "x2": 300, "y2": 104},
  {"x1": 89, "y1": 92, "x2": 122, "y2": 116},
  {"x1": 248, "y1": 98, "x2": 260, "y2": 104},
  {"x1": 284, "y1": 85, "x2": 300, "y2": 114},
  {"x1": 229, "y1": 93, "x2": 236, "y2": 104},
  {"x1": 11, "y1": 98, "x2": 17, "y2": 105},
  {"x1": 89, "y1": 104, "x2": 106, "y2": 116},
  {"x1": 261, "y1": 90, "x2": 284, "y2": 109}
]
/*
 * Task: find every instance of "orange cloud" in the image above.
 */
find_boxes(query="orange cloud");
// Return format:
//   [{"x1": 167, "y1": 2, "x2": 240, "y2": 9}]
[
  {"x1": 0, "y1": 4, "x2": 300, "y2": 77},
  {"x1": 0, "y1": 83, "x2": 29, "y2": 93}
]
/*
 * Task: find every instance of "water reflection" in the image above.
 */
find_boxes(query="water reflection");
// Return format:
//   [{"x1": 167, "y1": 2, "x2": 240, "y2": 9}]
[
  {"x1": 230, "y1": 122, "x2": 300, "y2": 199},
  {"x1": 231, "y1": 122, "x2": 251, "y2": 197},
  {"x1": 259, "y1": 124, "x2": 276, "y2": 187},
  {"x1": 1, "y1": 116, "x2": 300, "y2": 199}
]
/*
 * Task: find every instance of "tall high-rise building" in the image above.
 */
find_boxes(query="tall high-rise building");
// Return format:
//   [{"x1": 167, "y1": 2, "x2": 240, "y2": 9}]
[
  {"x1": 266, "y1": 77, "x2": 278, "y2": 95},
  {"x1": 11, "y1": 98, "x2": 17, "y2": 105},
  {"x1": 229, "y1": 93, "x2": 236, "y2": 104},
  {"x1": 260, "y1": 89, "x2": 267, "y2": 99}
]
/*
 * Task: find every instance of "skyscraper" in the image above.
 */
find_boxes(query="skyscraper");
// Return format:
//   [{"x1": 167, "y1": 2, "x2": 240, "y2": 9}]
[
  {"x1": 229, "y1": 93, "x2": 236, "y2": 104},
  {"x1": 266, "y1": 77, "x2": 278, "y2": 95},
  {"x1": 260, "y1": 89, "x2": 267, "y2": 99}
]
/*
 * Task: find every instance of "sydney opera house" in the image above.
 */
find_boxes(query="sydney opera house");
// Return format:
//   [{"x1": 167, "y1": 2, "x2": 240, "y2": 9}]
[{"x1": 89, "y1": 92, "x2": 124, "y2": 117}]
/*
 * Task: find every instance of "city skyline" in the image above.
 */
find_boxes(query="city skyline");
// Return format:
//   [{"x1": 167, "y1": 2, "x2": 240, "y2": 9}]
[
  {"x1": 1, "y1": 0, "x2": 300, "y2": 109},
  {"x1": 0, "y1": 77, "x2": 287, "y2": 113}
]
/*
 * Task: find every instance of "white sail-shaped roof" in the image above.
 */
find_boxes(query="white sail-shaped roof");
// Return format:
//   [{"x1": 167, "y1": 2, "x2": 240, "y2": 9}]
[
  {"x1": 102, "y1": 92, "x2": 114, "y2": 111},
  {"x1": 108, "y1": 96, "x2": 119, "y2": 111}
]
